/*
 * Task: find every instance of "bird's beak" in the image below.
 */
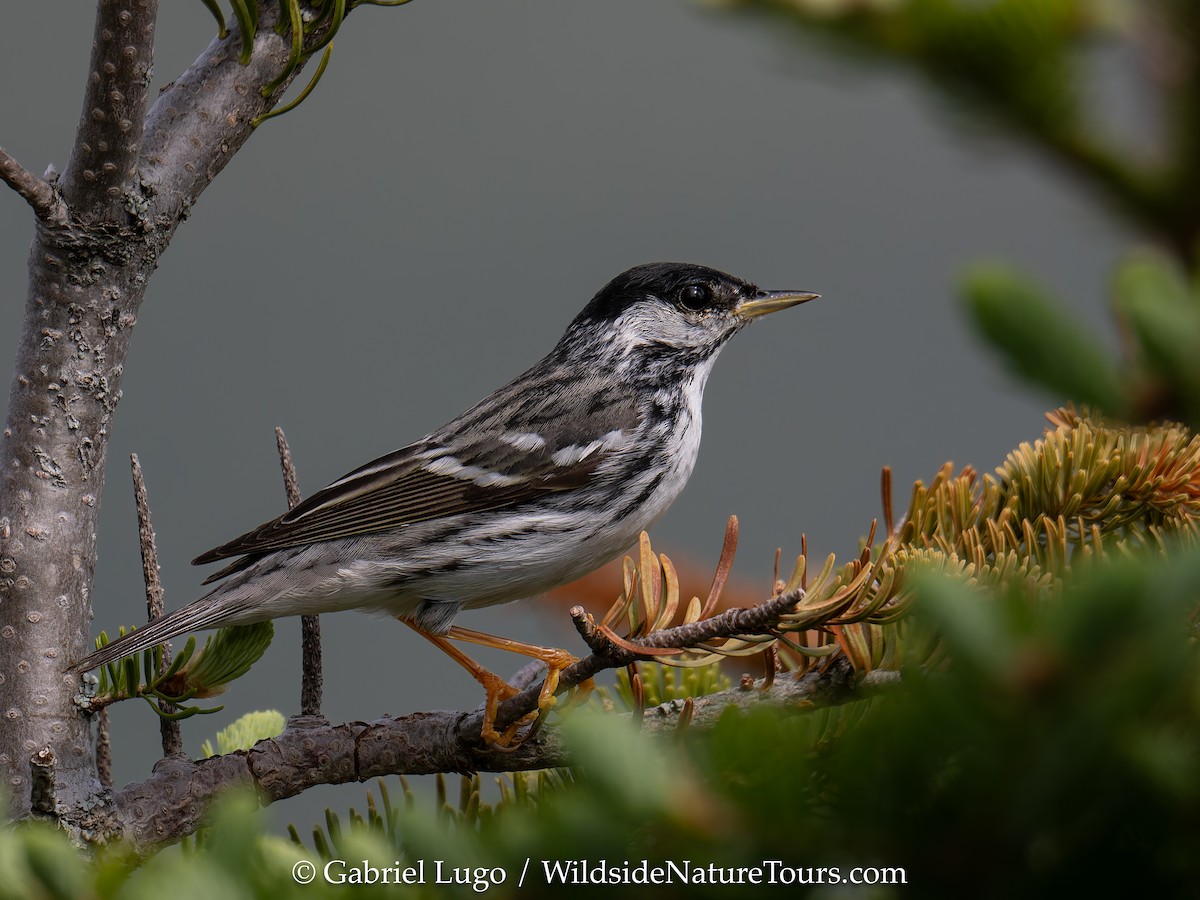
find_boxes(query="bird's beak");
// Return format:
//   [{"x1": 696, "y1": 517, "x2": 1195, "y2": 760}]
[{"x1": 735, "y1": 289, "x2": 820, "y2": 320}]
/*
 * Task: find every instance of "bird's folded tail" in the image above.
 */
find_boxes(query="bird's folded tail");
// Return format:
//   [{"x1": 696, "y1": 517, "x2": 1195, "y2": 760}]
[{"x1": 68, "y1": 600, "x2": 232, "y2": 675}]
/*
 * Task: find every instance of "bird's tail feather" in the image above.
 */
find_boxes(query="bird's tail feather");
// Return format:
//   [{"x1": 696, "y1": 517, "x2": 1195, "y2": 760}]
[{"x1": 68, "y1": 599, "x2": 237, "y2": 674}]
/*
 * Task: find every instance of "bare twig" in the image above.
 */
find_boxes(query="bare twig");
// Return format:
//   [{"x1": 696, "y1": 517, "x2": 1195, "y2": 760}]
[
  {"x1": 0, "y1": 146, "x2": 63, "y2": 221},
  {"x1": 131, "y1": 453, "x2": 181, "y2": 758},
  {"x1": 637, "y1": 654, "x2": 863, "y2": 733},
  {"x1": 275, "y1": 427, "x2": 302, "y2": 508},
  {"x1": 496, "y1": 589, "x2": 806, "y2": 734},
  {"x1": 132, "y1": 455, "x2": 164, "y2": 623},
  {"x1": 641, "y1": 587, "x2": 806, "y2": 650},
  {"x1": 276, "y1": 427, "x2": 323, "y2": 718}
]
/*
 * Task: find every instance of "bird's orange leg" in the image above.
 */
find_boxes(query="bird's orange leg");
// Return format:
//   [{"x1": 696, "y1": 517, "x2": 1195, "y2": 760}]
[
  {"x1": 400, "y1": 620, "x2": 589, "y2": 748},
  {"x1": 402, "y1": 622, "x2": 535, "y2": 746},
  {"x1": 445, "y1": 625, "x2": 581, "y2": 715}
]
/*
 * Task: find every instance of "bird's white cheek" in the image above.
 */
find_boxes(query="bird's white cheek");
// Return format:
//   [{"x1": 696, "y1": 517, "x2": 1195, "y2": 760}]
[{"x1": 612, "y1": 303, "x2": 706, "y2": 350}]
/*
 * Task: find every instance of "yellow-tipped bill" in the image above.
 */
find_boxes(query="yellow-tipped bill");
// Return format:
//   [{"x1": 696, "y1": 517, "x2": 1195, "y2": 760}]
[{"x1": 736, "y1": 289, "x2": 819, "y2": 320}]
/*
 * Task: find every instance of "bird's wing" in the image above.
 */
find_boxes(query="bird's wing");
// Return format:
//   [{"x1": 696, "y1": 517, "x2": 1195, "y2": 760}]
[{"x1": 193, "y1": 372, "x2": 640, "y2": 573}]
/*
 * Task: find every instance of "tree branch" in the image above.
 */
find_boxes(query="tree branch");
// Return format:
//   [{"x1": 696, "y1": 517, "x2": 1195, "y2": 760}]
[
  {"x1": 0, "y1": 3, "x2": 307, "y2": 822},
  {"x1": 111, "y1": 654, "x2": 877, "y2": 853},
  {"x1": 0, "y1": 146, "x2": 65, "y2": 222},
  {"x1": 492, "y1": 589, "x2": 808, "y2": 733},
  {"x1": 1, "y1": 0, "x2": 368, "y2": 826},
  {"x1": 131, "y1": 453, "x2": 183, "y2": 758},
  {"x1": 103, "y1": 585, "x2": 851, "y2": 852},
  {"x1": 60, "y1": 0, "x2": 159, "y2": 221},
  {"x1": 275, "y1": 426, "x2": 325, "y2": 718},
  {"x1": 137, "y1": 5, "x2": 341, "y2": 222}
]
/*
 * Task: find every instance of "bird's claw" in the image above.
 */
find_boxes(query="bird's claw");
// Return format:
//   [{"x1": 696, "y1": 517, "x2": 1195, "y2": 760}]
[{"x1": 480, "y1": 650, "x2": 579, "y2": 750}]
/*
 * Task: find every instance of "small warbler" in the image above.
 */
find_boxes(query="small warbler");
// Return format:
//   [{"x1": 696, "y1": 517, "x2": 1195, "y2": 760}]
[{"x1": 71, "y1": 262, "x2": 816, "y2": 740}]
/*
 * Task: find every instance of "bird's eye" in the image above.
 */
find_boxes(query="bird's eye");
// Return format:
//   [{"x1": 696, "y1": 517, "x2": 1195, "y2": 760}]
[{"x1": 679, "y1": 283, "x2": 713, "y2": 310}]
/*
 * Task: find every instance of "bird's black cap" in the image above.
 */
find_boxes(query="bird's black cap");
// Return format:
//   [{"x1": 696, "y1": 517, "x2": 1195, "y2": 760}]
[{"x1": 572, "y1": 262, "x2": 755, "y2": 326}]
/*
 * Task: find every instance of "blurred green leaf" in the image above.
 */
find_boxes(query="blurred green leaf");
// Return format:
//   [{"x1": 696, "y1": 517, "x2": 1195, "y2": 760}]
[
  {"x1": 1114, "y1": 252, "x2": 1200, "y2": 422},
  {"x1": 12, "y1": 826, "x2": 89, "y2": 900},
  {"x1": 962, "y1": 264, "x2": 1124, "y2": 413}
]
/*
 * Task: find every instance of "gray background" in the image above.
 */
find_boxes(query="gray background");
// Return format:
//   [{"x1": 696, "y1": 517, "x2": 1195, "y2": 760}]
[{"x1": 1, "y1": 2, "x2": 1129, "y2": 827}]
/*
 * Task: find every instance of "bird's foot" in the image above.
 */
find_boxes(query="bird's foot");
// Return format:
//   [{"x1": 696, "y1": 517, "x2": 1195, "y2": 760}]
[
  {"x1": 480, "y1": 646, "x2": 579, "y2": 750},
  {"x1": 477, "y1": 670, "x2": 539, "y2": 748},
  {"x1": 399, "y1": 619, "x2": 580, "y2": 749}
]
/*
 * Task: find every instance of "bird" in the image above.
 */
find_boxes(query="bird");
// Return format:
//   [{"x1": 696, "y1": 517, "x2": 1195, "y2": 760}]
[{"x1": 71, "y1": 262, "x2": 817, "y2": 743}]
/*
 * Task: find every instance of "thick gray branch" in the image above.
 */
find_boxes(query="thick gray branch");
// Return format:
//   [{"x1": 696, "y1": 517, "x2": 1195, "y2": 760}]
[
  {"x1": 0, "y1": 3, "x2": 329, "y2": 822},
  {"x1": 60, "y1": 0, "x2": 159, "y2": 222},
  {"x1": 111, "y1": 657, "x2": 875, "y2": 853},
  {"x1": 137, "y1": 8, "x2": 329, "y2": 222}
]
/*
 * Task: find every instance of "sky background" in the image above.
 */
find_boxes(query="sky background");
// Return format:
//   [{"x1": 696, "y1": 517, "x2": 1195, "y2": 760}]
[{"x1": 0, "y1": 1, "x2": 1134, "y2": 828}]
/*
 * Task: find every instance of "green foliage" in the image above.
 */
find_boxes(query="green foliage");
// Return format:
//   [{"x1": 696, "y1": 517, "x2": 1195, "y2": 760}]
[
  {"x1": 1114, "y1": 254, "x2": 1200, "y2": 425},
  {"x1": 179, "y1": 622, "x2": 276, "y2": 694},
  {"x1": 612, "y1": 660, "x2": 731, "y2": 708},
  {"x1": 197, "y1": 1, "x2": 415, "y2": 126},
  {"x1": 91, "y1": 622, "x2": 274, "y2": 720},
  {"x1": 962, "y1": 265, "x2": 1124, "y2": 413},
  {"x1": 204, "y1": 544, "x2": 1200, "y2": 897},
  {"x1": 9, "y1": 542, "x2": 1199, "y2": 896},
  {"x1": 850, "y1": 0, "x2": 1085, "y2": 130},
  {"x1": 765, "y1": 407, "x2": 1200, "y2": 679},
  {"x1": 961, "y1": 255, "x2": 1200, "y2": 428},
  {"x1": 201, "y1": 710, "x2": 287, "y2": 758},
  {"x1": 138, "y1": 794, "x2": 310, "y2": 900}
]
